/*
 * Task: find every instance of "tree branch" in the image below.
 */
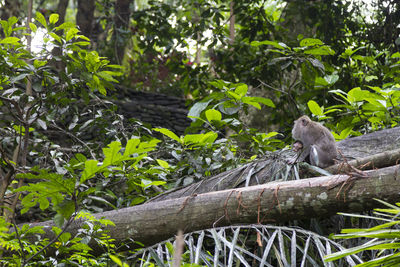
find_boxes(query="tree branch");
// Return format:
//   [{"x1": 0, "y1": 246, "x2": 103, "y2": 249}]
[{"x1": 18, "y1": 165, "x2": 400, "y2": 251}]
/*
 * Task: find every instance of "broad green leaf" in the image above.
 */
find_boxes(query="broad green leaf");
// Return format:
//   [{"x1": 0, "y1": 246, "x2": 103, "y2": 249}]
[
  {"x1": 183, "y1": 132, "x2": 217, "y2": 146},
  {"x1": 156, "y1": 159, "x2": 169, "y2": 169},
  {"x1": 35, "y1": 12, "x2": 47, "y2": 28},
  {"x1": 55, "y1": 21, "x2": 75, "y2": 31},
  {"x1": 250, "y1": 40, "x2": 288, "y2": 50},
  {"x1": 315, "y1": 77, "x2": 328, "y2": 86},
  {"x1": 188, "y1": 98, "x2": 213, "y2": 119},
  {"x1": 80, "y1": 160, "x2": 100, "y2": 183},
  {"x1": 300, "y1": 38, "x2": 323, "y2": 47},
  {"x1": 123, "y1": 138, "x2": 141, "y2": 156},
  {"x1": 183, "y1": 134, "x2": 203, "y2": 145},
  {"x1": 109, "y1": 255, "x2": 123, "y2": 266},
  {"x1": 200, "y1": 131, "x2": 218, "y2": 144},
  {"x1": 242, "y1": 98, "x2": 261, "y2": 109},
  {"x1": 58, "y1": 232, "x2": 71, "y2": 244},
  {"x1": 365, "y1": 75, "x2": 378, "y2": 82},
  {"x1": 66, "y1": 28, "x2": 79, "y2": 42},
  {"x1": 324, "y1": 74, "x2": 339, "y2": 85},
  {"x1": 348, "y1": 87, "x2": 372, "y2": 102},
  {"x1": 307, "y1": 100, "x2": 323, "y2": 116},
  {"x1": 38, "y1": 197, "x2": 50, "y2": 210},
  {"x1": 34, "y1": 59, "x2": 47, "y2": 68},
  {"x1": 49, "y1": 14, "x2": 59, "y2": 24},
  {"x1": 97, "y1": 71, "x2": 119, "y2": 82},
  {"x1": 234, "y1": 84, "x2": 248, "y2": 97},
  {"x1": 103, "y1": 141, "x2": 123, "y2": 166},
  {"x1": 57, "y1": 200, "x2": 75, "y2": 219},
  {"x1": 391, "y1": 52, "x2": 400, "y2": 58},
  {"x1": 130, "y1": 197, "x2": 146, "y2": 206},
  {"x1": 265, "y1": 132, "x2": 280, "y2": 138},
  {"x1": 29, "y1": 22, "x2": 37, "y2": 33},
  {"x1": 304, "y1": 46, "x2": 335, "y2": 55},
  {"x1": 205, "y1": 109, "x2": 222, "y2": 122},
  {"x1": 338, "y1": 127, "x2": 352, "y2": 140},
  {"x1": 0, "y1": 37, "x2": 20, "y2": 44},
  {"x1": 8, "y1": 16, "x2": 18, "y2": 26},
  {"x1": 153, "y1": 128, "x2": 181, "y2": 143},
  {"x1": 249, "y1": 97, "x2": 275, "y2": 108},
  {"x1": 226, "y1": 91, "x2": 241, "y2": 100},
  {"x1": 49, "y1": 32, "x2": 62, "y2": 44},
  {"x1": 209, "y1": 80, "x2": 228, "y2": 89}
]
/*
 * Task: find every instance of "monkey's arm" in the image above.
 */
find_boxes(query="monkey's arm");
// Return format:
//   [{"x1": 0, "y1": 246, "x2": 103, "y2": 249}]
[{"x1": 288, "y1": 145, "x2": 310, "y2": 165}]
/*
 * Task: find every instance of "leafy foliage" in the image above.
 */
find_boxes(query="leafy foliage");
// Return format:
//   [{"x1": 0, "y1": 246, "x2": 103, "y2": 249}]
[
  {"x1": 134, "y1": 225, "x2": 363, "y2": 266},
  {"x1": 1, "y1": 0, "x2": 400, "y2": 265},
  {"x1": 325, "y1": 200, "x2": 400, "y2": 266}
]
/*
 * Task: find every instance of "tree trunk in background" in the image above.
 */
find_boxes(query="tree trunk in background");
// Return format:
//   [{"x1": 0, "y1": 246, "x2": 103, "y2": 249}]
[
  {"x1": 0, "y1": 0, "x2": 21, "y2": 21},
  {"x1": 51, "y1": 0, "x2": 69, "y2": 71},
  {"x1": 56, "y1": 0, "x2": 69, "y2": 25},
  {"x1": 229, "y1": 1, "x2": 235, "y2": 45},
  {"x1": 76, "y1": 0, "x2": 95, "y2": 39},
  {"x1": 113, "y1": 0, "x2": 134, "y2": 64}
]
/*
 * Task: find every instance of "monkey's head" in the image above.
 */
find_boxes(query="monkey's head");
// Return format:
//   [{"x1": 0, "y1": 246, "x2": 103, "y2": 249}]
[{"x1": 292, "y1": 115, "x2": 311, "y2": 139}]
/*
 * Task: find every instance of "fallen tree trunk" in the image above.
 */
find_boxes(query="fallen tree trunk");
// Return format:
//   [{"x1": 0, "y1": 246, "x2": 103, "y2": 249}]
[
  {"x1": 25, "y1": 165, "x2": 400, "y2": 248},
  {"x1": 148, "y1": 126, "x2": 400, "y2": 202}
]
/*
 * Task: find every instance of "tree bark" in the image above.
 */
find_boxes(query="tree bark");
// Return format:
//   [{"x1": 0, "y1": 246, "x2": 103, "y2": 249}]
[
  {"x1": 76, "y1": 0, "x2": 95, "y2": 39},
  {"x1": 113, "y1": 0, "x2": 133, "y2": 64},
  {"x1": 22, "y1": 165, "x2": 400, "y2": 249},
  {"x1": 56, "y1": 0, "x2": 69, "y2": 25}
]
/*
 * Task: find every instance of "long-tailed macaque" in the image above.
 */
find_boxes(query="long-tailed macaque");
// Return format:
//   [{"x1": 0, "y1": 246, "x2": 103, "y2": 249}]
[{"x1": 290, "y1": 115, "x2": 337, "y2": 168}]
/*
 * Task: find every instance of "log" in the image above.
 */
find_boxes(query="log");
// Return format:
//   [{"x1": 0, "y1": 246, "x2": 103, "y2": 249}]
[
  {"x1": 148, "y1": 126, "x2": 400, "y2": 202},
  {"x1": 24, "y1": 165, "x2": 400, "y2": 249}
]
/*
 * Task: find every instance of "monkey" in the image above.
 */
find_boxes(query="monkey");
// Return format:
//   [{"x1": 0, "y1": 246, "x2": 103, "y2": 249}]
[
  {"x1": 289, "y1": 115, "x2": 337, "y2": 168},
  {"x1": 292, "y1": 140, "x2": 303, "y2": 152}
]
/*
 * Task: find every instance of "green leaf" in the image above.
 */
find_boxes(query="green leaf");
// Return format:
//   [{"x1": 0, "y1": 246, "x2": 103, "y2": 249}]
[
  {"x1": 242, "y1": 97, "x2": 261, "y2": 109},
  {"x1": 80, "y1": 160, "x2": 100, "y2": 183},
  {"x1": 109, "y1": 255, "x2": 123, "y2": 266},
  {"x1": 66, "y1": 28, "x2": 79, "y2": 42},
  {"x1": 307, "y1": 100, "x2": 323, "y2": 116},
  {"x1": 123, "y1": 138, "x2": 141, "y2": 156},
  {"x1": 49, "y1": 32, "x2": 62, "y2": 44},
  {"x1": 205, "y1": 109, "x2": 222, "y2": 122},
  {"x1": 250, "y1": 40, "x2": 288, "y2": 50},
  {"x1": 249, "y1": 97, "x2": 275, "y2": 108},
  {"x1": 33, "y1": 59, "x2": 47, "y2": 68},
  {"x1": 102, "y1": 141, "x2": 123, "y2": 166},
  {"x1": 391, "y1": 52, "x2": 400, "y2": 58},
  {"x1": 187, "y1": 98, "x2": 213, "y2": 119},
  {"x1": 365, "y1": 75, "x2": 378, "y2": 82},
  {"x1": 97, "y1": 71, "x2": 119, "y2": 82},
  {"x1": 183, "y1": 132, "x2": 218, "y2": 146},
  {"x1": 35, "y1": 12, "x2": 47, "y2": 28},
  {"x1": 226, "y1": 91, "x2": 241, "y2": 100},
  {"x1": 38, "y1": 197, "x2": 50, "y2": 210},
  {"x1": 324, "y1": 74, "x2": 339, "y2": 85},
  {"x1": 156, "y1": 159, "x2": 169, "y2": 169},
  {"x1": 153, "y1": 128, "x2": 181, "y2": 143},
  {"x1": 304, "y1": 46, "x2": 335, "y2": 56},
  {"x1": 315, "y1": 77, "x2": 328, "y2": 86},
  {"x1": 300, "y1": 38, "x2": 323, "y2": 47},
  {"x1": 58, "y1": 232, "x2": 71, "y2": 244},
  {"x1": 29, "y1": 22, "x2": 37, "y2": 33},
  {"x1": 0, "y1": 37, "x2": 20, "y2": 44},
  {"x1": 234, "y1": 84, "x2": 248, "y2": 97},
  {"x1": 56, "y1": 200, "x2": 75, "y2": 219},
  {"x1": 49, "y1": 14, "x2": 59, "y2": 24}
]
